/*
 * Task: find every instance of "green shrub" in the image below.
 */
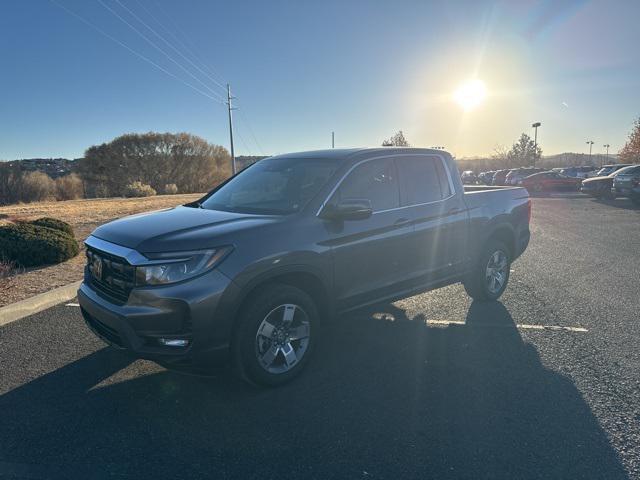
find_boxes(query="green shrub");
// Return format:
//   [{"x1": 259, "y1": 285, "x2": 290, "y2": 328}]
[
  {"x1": 0, "y1": 223, "x2": 79, "y2": 267},
  {"x1": 29, "y1": 217, "x2": 74, "y2": 236},
  {"x1": 124, "y1": 181, "x2": 157, "y2": 198}
]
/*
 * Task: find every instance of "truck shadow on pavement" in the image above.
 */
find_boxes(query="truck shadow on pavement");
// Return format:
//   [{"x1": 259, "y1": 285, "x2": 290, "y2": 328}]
[{"x1": 0, "y1": 301, "x2": 628, "y2": 479}]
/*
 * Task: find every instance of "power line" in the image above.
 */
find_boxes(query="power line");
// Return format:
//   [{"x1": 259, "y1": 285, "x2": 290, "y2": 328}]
[
  {"x1": 97, "y1": 0, "x2": 225, "y2": 103},
  {"x1": 135, "y1": 0, "x2": 266, "y2": 157},
  {"x1": 114, "y1": 0, "x2": 227, "y2": 94},
  {"x1": 146, "y1": 0, "x2": 227, "y2": 88},
  {"x1": 49, "y1": 0, "x2": 223, "y2": 103},
  {"x1": 237, "y1": 109, "x2": 265, "y2": 155}
]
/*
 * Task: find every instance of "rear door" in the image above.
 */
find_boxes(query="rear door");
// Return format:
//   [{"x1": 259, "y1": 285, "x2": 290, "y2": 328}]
[
  {"x1": 394, "y1": 155, "x2": 468, "y2": 283},
  {"x1": 327, "y1": 157, "x2": 414, "y2": 308}
]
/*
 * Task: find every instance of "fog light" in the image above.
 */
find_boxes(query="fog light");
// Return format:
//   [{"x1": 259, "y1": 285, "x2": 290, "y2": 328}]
[{"x1": 158, "y1": 338, "x2": 189, "y2": 347}]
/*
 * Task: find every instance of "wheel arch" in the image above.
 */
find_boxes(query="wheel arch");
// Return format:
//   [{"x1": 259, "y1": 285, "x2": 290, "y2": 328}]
[
  {"x1": 485, "y1": 223, "x2": 517, "y2": 258},
  {"x1": 231, "y1": 266, "x2": 333, "y2": 327}
]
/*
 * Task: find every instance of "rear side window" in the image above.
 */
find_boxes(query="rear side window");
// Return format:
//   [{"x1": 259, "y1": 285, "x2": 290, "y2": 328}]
[
  {"x1": 434, "y1": 159, "x2": 452, "y2": 197},
  {"x1": 396, "y1": 156, "x2": 450, "y2": 206},
  {"x1": 336, "y1": 158, "x2": 399, "y2": 211}
]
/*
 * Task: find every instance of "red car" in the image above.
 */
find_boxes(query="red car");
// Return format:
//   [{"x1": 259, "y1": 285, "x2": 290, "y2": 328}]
[{"x1": 520, "y1": 171, "x2": 582, "y2": 192}]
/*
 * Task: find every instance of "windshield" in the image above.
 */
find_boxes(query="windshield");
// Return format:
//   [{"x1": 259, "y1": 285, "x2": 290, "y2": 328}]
[{"x1": 200, "y1": 157, "x2": 339, "y2": 214}]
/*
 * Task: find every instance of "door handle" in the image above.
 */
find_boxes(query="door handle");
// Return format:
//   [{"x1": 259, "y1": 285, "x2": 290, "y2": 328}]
[
  {"x1": 394, "y1": 218, "x2": 411, "y2": 227},
  {"x1": 447, "y1": 208, "x2": 461, "y2": 215}
]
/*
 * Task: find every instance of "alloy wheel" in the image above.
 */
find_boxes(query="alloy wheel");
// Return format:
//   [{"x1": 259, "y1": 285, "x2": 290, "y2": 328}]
[
  {"x1": 255, "y1": 304, "x2": 311, "y2": 374},
  {"x1": 485, "y1": 250, "x2": 508, "y2": 295}
]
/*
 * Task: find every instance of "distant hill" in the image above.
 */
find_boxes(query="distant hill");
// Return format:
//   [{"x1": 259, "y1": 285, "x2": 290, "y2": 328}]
[{"x1": 1, "y1": 158, "x2": 78, "y2": 178}]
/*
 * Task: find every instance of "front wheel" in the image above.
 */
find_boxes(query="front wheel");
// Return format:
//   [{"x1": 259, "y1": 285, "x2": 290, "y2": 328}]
[
  {"x1": 233, "y1": 284, "x2": 318, "y2": 386},
  {"x1": 463, "y1": 240, "x2": 511, "y2": 301}
]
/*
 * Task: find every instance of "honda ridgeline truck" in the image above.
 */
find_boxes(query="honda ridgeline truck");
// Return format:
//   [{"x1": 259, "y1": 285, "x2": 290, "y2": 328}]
[{"x1": 78, "y1": 148, "x2": 531, "y2": 385}]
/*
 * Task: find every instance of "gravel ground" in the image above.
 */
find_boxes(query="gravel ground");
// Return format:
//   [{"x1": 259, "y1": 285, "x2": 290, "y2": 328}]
[{"x1": 0, "y1": 195, "x2": 638, "y2": 479}]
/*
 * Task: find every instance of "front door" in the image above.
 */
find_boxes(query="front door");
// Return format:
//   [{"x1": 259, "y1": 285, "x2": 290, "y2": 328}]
[{"x1": 324, "y1": 157, "x2": 414, "y2": 309}]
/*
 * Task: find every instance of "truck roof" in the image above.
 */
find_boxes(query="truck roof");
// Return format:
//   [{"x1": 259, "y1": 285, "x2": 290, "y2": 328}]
[{"x1": 270, "y1": 147, "x2": 451, "y2": 161}]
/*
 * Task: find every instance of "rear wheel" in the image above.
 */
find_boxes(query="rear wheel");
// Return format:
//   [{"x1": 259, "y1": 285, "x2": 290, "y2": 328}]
[
  {"x1": 463, "y1": 240, "x2": 511, "y2": 301},
  {"x1": 233, "y1": 284, "x2": 318, "y2": 386}
]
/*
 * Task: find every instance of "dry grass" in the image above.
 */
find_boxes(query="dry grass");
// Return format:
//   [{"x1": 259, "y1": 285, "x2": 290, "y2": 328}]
[{"x1": 0, "y1": 193, "x2": 202, "y2": 307}]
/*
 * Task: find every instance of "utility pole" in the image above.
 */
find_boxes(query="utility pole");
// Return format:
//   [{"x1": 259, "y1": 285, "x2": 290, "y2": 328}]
[
  {"x1": 332, "y1": 131, "x2": 335, "y2": 148},
  {"x1": 603, "y1": 143, "x2": 610, "y2": 167},
  {"x1": 532, "y1": 122, "x2": 541, "y2": 167},
  {"x1": 586, "y1": 140, "x2": 594, "y2": 165},
  {"x1": 226, "y1": 83, "x2": 236, "y2": 175}
]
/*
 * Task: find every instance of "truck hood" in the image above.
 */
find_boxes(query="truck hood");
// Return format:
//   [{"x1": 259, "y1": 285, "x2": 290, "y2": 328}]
[{"x1": 91, "y1": 206, "x2": 277, "y2": 253}]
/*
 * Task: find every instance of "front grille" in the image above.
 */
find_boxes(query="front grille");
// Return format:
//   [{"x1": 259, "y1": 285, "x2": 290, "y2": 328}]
[
  {"x1": 86, "y1": 246, "x2": 135, "y2": 304},
  {"x1": 83, "y1": 308, "x2": 124, "y2": 347}
]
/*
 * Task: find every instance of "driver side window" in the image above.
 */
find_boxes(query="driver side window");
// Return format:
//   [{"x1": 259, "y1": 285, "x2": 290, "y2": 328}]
[{"x1": 334, "y1": 158, "x2": 400, "y2": 212}]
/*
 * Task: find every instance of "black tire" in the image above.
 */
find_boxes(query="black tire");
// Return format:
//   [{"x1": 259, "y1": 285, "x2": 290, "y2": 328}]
[
  {"x1": 463, "y1": 240, "x2": 511, "y2": 301},
  {"x1": 233, "y1": 283, "x2": 319, "y2": 386}
]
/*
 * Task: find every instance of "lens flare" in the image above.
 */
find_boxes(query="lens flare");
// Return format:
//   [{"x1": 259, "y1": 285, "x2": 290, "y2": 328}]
[{"x1": 453, "y1": 79, "x2": 487, "y2": 111}]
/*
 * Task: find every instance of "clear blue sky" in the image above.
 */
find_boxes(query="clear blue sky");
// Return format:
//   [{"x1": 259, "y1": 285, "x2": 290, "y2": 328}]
[{"x1": 1, "y1": 0, "x2": 639, "y2": 160}]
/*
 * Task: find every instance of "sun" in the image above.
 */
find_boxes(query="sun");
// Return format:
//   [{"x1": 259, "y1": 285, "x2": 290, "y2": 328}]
[{"x1": 453, "y1": 79, "x2": 487, "y2": 111}]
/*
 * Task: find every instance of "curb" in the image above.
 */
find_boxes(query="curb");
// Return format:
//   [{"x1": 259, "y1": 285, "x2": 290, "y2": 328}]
[{"x1": 0, "y1": 280, "x2": 82, "y2": 327}]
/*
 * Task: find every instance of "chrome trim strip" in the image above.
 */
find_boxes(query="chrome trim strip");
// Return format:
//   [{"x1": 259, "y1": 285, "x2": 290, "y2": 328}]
[
  {"x1": 84, "y1": 236, "x2": 150, "y2": 266},
  {"x1": 316, "y1": 153, "x2": 457, "y2": 217}
]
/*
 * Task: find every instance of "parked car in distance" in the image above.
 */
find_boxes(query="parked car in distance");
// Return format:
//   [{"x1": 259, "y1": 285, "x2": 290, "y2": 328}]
[
  {"x1": 478, "y1": 171, "x2": 496, "y2": 185},
  {"x1": 560, "y1": 166, "x2": 596, "y2": 179},
  {"x1": 581, "y1": 165, "x2": 638, "y2": 199},
  {"x1": 505, "y1": 167, "x2": 544, "y2": 186},
  {"x1": 612, "y1": 164, "x2": 640, "y2": 204},
  {"x1": 492, "y1": 169, "x2": 511, "y2": 185},
  {"x1": 520, "y1": 171, "x2": 582, "y2": 192},
  {"x1": 461, "y1": 170, "x2": 478, "y2": 184},
  {"x1": 593, "y1": 164, "x2": 632, "y2": 177},
  {"x1": 78, "y1": 147, "x2": 531, "y2": 386}
]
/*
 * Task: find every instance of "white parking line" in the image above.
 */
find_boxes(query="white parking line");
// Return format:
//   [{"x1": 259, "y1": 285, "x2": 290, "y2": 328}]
[
  {"x1": 426, "y1": 319, "x2": 588, "y2": 333},
  {"x1": 65, "y1": 303, "x2": 80, "y2": 307}
]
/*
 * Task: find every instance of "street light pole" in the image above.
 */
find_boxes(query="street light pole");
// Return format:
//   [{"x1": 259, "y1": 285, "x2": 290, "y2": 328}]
[
  {"x1": 586, "y1": 140, "x2": 594, "y2": 165},
  {"x1": 532, "y1": 122, "x2": 541, "y2": 167},
  {"x1": 603, "y1": 144, "x2": 610, "y2": 167}
]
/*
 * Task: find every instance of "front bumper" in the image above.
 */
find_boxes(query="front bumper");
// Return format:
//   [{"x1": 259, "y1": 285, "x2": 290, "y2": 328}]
[{"x1": 78, "y1": 267, "x2": 240, "y2": 368}]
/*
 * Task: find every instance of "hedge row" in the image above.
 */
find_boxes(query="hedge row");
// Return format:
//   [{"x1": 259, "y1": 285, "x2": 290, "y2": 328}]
[{"x1": 0, "y1": 217, "x2": 78, "y2": 267}]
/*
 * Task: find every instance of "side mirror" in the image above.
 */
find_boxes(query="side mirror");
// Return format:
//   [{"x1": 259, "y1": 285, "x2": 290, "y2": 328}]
[{"x1": 320, "y1": 198, "x2": 373, "y2": 221}]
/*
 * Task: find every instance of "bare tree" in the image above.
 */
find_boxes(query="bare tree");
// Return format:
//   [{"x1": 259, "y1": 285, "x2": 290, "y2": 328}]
[{"x1": 80, "y1": 132, "x2": 231, "y2": 197}]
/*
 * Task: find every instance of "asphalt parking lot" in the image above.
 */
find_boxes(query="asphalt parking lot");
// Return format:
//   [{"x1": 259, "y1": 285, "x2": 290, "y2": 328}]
[{"x1": 1, "y1": 195, "x2": 639, "y2": 480}]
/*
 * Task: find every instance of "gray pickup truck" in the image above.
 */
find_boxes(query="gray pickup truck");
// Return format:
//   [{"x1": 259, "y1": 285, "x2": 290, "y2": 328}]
[{"x1": 78, "y1": 148, "x2": 530, "y2": 385}]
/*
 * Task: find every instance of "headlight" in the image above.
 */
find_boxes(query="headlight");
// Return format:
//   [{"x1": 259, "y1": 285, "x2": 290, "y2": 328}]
[{"x1": 135, "y1": 247, "x2": 232, "y2": 286}]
